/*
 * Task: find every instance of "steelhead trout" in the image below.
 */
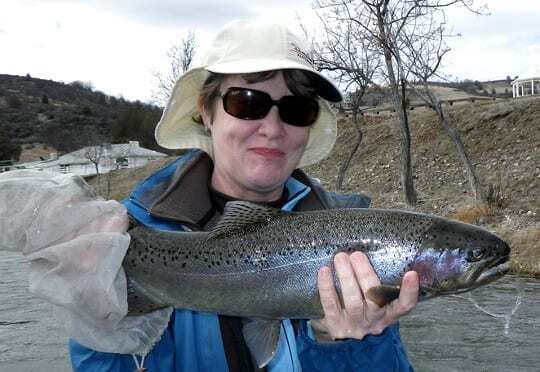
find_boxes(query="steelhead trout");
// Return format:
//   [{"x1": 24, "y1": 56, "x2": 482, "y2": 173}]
[{"x1": 123, "y1": 201, "x2": 510, "y2": 366}]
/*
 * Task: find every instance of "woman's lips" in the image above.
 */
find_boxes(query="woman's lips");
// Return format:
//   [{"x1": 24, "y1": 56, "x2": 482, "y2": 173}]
[{"x1": 251, "y1": 147, "x2": 285, "y2": 158}]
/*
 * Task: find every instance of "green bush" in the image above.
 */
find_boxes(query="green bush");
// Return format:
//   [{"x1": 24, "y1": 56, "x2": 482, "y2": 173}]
[
  {"x1": 0, "y1": 127, "x2": 21, "y2": 161},
  {"x1": 81, "y1": 105, "x2": 93, "y2": 116},
  {"x1": 7, "y1": 95, "x2": 22, "y2": 109}
]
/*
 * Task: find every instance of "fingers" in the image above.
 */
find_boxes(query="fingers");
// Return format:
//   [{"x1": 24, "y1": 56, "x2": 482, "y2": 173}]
[
  {"x1": 334, "y1": 253, "x2": 365, "y2": 312},
  {"x1": 397, "y1": 270, "x2": 419, "y2": 311},
  {"x1": 350, "y1": 251, "x2": 381, "y2": 291},
  {"x1": 385, "y1": 270, "x2": 419, "y2": 323},
  {"x1": 317, "y1": 265, "x2": 342, "y2": 319},
  {"x1": 315, "y1": 254, "x2": 420, "y2": 342}
]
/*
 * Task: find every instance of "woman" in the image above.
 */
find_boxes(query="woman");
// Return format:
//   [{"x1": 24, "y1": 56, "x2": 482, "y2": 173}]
[{"x1": 69, "y1": 20, "x2": 419, "y2": 371}]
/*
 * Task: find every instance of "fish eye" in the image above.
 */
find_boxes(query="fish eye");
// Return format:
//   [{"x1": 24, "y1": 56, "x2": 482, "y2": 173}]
[{"x1": 467, "y1": 247, "x2": 485, "y2": 262}]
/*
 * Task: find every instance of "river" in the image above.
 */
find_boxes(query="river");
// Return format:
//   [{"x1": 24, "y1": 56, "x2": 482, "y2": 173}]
[
  {"x1": 1, "y1": 251, "x2": 539, "y2": 371},
  {"x1": 400, "y1": 274, "x2": 540, "y2": 371}
]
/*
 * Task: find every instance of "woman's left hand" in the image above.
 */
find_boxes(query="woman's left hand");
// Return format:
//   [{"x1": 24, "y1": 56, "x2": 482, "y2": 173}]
[{"x1": 310, "y1": 251, "x2": 419, "y2": 342}]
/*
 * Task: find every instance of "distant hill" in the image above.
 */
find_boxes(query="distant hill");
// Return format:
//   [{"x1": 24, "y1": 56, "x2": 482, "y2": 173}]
[
  {"x1": 0, "y1": 73, "x2": 514, "y2": 162},
  {"x1": 0, "y1": 74, "x2": 164, "y2": 161},
  {"x1": 426, "y1": 78, "x2": 513, "y2": 97},
  {"x1": 340, "y1": 78, "x2": 512, "y2": 110}
]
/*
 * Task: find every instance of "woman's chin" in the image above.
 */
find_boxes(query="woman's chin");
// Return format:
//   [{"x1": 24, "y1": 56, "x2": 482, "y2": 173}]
[{"x1": 245, "y1": 173, "x2": 287, "y2": 195}]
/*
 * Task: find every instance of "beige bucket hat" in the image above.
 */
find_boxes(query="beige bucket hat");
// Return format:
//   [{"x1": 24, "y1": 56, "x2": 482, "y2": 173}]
[{"x1": 155, "y1": 20, "x2": 342, "y2": 168}]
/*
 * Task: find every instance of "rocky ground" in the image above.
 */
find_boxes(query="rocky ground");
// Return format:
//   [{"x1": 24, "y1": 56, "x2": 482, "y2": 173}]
[{"x1": 89, "y1": 95, "x2": 540, "y2": 276}]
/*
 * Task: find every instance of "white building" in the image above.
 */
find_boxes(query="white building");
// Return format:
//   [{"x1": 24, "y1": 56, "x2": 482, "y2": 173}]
[
  {"x1": 512, "y1": 67, "x2": 540, "y2": 98},
  {"x1": 17, "y1": 141, "x2": 167, "y2": 177}
]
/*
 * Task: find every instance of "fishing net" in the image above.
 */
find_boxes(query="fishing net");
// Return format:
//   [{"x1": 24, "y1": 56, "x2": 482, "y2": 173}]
[{"x1": 0, "y1": 170, "x2": 172, "y2": 355}]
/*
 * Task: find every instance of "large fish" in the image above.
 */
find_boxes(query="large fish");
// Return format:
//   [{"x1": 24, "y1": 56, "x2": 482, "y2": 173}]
[{"x1": 123, "y1": 201, "x2": 510, "y2": 366}]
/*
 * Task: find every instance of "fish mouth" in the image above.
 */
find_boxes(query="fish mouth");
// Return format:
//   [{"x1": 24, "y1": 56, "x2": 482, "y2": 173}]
[{"x1": 475, "y1": 255, "x2": 510, "y2": 286}]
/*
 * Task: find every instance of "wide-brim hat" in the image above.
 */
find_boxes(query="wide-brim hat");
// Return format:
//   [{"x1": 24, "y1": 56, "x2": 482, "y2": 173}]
[{"x1": 155, "y1": 20, "x2": 343, "y2": 168}]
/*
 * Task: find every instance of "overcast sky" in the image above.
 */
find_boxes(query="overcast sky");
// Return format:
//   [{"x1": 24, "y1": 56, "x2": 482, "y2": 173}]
[{"x1": 1, "y1": 0, "x2": 539, "y2": 103}]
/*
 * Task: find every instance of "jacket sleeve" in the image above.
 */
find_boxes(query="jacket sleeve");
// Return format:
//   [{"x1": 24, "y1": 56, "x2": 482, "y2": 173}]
[{"x1": 296, "y1": 320, "x2": 414, "y2": 372}]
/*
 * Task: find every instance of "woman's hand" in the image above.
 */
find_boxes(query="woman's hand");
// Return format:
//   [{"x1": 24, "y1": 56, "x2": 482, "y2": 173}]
[{"x1": 310, "y1": 251, "x2": 419, "y2": 342}]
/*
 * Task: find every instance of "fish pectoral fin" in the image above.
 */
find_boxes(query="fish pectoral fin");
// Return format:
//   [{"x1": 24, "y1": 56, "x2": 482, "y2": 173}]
[
  {"x1": 207, "y1": 201, "x2": 283, "y2": 240},
  {"x1": 242, "y1": 319, "x2": 282, "y2": 368},
  {"x1": 366, "y1": 285, "x2": 401, "y2": 307}
]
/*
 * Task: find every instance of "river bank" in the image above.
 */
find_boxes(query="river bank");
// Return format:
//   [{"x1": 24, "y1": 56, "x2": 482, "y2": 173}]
[{"x1": 305, "y1": 96, "x2": 540, "y2": 277}]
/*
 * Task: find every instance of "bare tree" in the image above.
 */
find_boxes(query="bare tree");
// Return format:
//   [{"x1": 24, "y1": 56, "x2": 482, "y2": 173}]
[
  {"x1": 400, "y1": 14, "x2": 485, "y2": 204},
  {"x1": 84, "y1": 144, "x2": 105, "y2": 188},
  {"x1": 313, "y1": 0, "x2": 482, "y2": 207},
  {"x1": 303, "y1": 13, "x2": 381, "y2": 190},
  {"x1": 102, "y1": 146, "x2": 130, "y2": 198},
  {"x1": 152, "y1": 30, "x2": 197, "y2": 106}
]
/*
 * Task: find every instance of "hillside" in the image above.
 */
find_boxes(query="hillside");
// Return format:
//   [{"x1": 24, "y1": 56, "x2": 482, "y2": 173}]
[
  {"x1": 0, "y1": 74, "x2": 163, "y2": 158},
  {"x1": 89, "y1": 96, "x2": 540, "y2": 276}
]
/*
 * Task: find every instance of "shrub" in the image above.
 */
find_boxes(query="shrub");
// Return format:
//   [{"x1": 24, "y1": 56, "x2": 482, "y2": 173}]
[
  {"x1": 0, "y1": 127, "x2": 21, "y2": 161},
  {"x1": 449, "y1": 205, "x2": 490, "y2": 224},
  {"x1": 7, "y1": 95, "x2": 22, "y2": 109},
  {"x1": 70, "y1": 80, "x2": 94, "y2": 91},
  {"x1": 81, "y1": 105, "x2": 93, "y2": 116},
  {"x1": 485, "y1": 181, "x2": 509, "y2": 212}
]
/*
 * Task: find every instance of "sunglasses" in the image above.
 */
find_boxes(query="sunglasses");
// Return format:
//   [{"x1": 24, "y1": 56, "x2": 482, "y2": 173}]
[{"x1": 220, "y1": 87, "x2": 320, "y2": 127}]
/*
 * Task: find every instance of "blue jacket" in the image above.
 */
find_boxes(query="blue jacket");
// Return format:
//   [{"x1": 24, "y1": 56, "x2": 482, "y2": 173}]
[{"x1": 69, "y1": 150, "x2": 413, "y2": 372}]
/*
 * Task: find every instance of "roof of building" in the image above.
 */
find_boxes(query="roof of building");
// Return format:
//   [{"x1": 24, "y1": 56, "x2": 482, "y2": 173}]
[
  {"x1": 19, "y1": 141, "x2": 166, "y2": 168},
  {"x1": 512, "y1": 66, "x2": 540, "y2": 84}
]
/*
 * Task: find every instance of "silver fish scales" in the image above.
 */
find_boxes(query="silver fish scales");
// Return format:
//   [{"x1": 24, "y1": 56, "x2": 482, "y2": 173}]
[{"x1": 123, "y1": 201, "x2": 510, "y2": 366}]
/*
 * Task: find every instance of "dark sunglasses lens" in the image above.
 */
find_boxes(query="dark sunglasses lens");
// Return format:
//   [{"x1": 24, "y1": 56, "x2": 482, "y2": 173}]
[
  {"x1": 279, "y1": 96, "x2": 319, "y2": 127},
  {"x1": 223, "y1": 89, "x2": 271, "y2": 120}
]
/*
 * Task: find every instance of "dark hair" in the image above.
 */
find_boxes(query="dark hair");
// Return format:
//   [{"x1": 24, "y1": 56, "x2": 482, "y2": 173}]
[{"x1": 194, "y1": 69, "x2": 319, "y2": 124}]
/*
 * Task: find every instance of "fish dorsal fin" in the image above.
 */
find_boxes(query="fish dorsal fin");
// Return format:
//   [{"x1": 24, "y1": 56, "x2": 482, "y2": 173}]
[
  {"x1": 243, "y1": 319, "x2": 282, "y2": 368},
  {"x1": 207, "y1": 201, "x2": 282, "y2": 239}
]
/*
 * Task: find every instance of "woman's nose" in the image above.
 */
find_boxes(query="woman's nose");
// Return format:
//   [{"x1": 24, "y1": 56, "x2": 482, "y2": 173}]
[{"x1": 257, "y1": 106, "x2": 285, "y2": 138}]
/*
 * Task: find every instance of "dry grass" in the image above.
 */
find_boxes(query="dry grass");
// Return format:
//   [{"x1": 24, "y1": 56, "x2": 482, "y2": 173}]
[
  {"x1": 86, "y1": 157, "x2": 176, "y2": 200},
  {"x1": 503, "y1": 225, "x2": 540, "y2": 278},
  {"x1": 448, "y1": 205, "x2": 492, "y2": 224}
]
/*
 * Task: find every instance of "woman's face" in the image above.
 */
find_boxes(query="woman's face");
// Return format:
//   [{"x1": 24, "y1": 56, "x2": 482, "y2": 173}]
[{"x1": 203, "y1": 71, "x2": 310, "y2": 202}]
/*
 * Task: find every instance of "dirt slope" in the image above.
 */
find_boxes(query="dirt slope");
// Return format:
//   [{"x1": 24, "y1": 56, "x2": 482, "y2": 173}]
[{"x1": 305, "y1": 96, "x2": 540, "y2": 276}]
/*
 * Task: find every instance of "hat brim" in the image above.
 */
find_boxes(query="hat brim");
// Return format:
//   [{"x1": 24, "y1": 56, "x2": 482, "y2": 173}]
[{"x1": 155, "y1": 67, "x2": 337, "y2": 168}]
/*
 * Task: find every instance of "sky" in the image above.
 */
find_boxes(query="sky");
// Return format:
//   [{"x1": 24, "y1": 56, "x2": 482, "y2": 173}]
[{"x1": 1, "y1": 0, "x2": 539, "y2": 103}]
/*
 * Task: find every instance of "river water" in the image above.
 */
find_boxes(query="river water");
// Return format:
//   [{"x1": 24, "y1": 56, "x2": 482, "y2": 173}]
[{"x1": 1, "y1": 250, "x2": 539, "y2": 371}]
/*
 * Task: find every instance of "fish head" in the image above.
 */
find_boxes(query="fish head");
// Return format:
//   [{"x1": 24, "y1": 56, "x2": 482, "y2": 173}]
[{"x1": 411, "y1": 218, "x2": 510, "y2": 300}]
